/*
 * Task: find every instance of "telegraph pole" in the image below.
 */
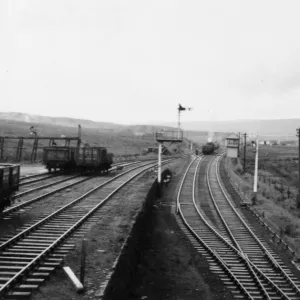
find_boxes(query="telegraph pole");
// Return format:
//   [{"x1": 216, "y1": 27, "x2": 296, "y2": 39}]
[
  {"x1": 252, "y1": 138, "x2": 259, "y2": 205},
  {"x1": 177, "y1": 108, "x2": 181, "y2": 139},
  {"x1": 238, "y1": 132, "x2": 241, "y2": 157},
  {"x1": 297, "y1": 128, "x2": 300, "y2": 204},
  {"x1": 243, "y1": 133, "x2": 247, "y2": 173},
  {"x1": 157, "y1": 142, "x2": 162, "y2": 184}
]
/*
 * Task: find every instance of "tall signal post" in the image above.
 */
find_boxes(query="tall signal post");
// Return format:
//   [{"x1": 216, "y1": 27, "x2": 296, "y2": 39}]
[
  {"x1": 156, "y1": 104, "x2": 189, "y2": 199},
  {"x1": 252, "y1": 138, "x2": 259, "y2": 204},
  {"x1": 238, "y1": 132, "x2": 240, "y2": 157},
  {"x1": 177, "y1": 104, "x2": 191, "y2": 139},
  {"x1": 243, "y1": 133, "x2": 247, "y2": 173}
]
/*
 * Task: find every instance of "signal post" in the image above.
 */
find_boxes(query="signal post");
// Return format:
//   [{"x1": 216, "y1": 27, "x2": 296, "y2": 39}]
[{"x1": 155, "y1": 130, "x2": 183, "y2": 192}]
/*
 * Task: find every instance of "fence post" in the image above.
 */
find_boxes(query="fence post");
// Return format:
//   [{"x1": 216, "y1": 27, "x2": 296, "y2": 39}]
[{"x1": 80, "y1": 239, "x2": 87, "y2": 286}]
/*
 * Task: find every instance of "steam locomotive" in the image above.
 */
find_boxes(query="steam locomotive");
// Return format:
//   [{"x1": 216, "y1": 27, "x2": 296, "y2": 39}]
[{"x1": 202, "y1": 142, "x2": 219, "y2": 155}]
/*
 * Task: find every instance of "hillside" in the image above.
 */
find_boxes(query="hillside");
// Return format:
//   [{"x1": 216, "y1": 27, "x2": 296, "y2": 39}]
[
  {"x1": 0, "y1": 112, "x2": 125, "y2": 131},
  {"x1": 0, "y1": 112, "x2": 235, "y2": 162},
  {"x1": 0, "y1": 112, "x2": 174, "y2": 133},
  {"x1": 0, "y1": 111, "x2": 228, "y2": 144},
  {"x1": 0, "y1": 118, "x2": 191, "y2": 162},
  {"x1": 163, "y1": 119, "x2": 300, "y2": 140}
]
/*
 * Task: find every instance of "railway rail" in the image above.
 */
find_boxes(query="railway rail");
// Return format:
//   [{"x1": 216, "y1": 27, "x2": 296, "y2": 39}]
[
  {"x1": 19, "y1": 173, "x2": 61, "y2": 186},
  {"x1": 2, "y1": 161, "x2": 144, "y2": 218},
  {"x1": 19, "y1": 161, "x2": 129, "y2": 187},
  {"x1": 0, "y1": 157, "x2": 176, "y2": 298},
  {"x1": 15, "y1": 161, "x2": 139, "y2": 198},
  {"x1": 177, "y1": 154, "x2": 300, "y2": 299}
]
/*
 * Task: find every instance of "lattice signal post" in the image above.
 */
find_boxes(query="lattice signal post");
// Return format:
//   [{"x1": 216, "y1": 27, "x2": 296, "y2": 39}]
[
  {"x1": 0, "y1": 125, "x2": 82, "y2": 162},
  {"x1": 155, "y1": 130, "x2": 183, "y2": 184}
]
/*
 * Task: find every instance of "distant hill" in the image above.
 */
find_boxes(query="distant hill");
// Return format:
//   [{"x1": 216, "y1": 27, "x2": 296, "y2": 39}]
[
  {"x1": 0, "y1": 112, "x2": 178, "y2": 134},
  {"x1": 0, "y1": 112, "x2": 123, "y2": 131},
  {"x1": 0, "y1": 112, "x2": 234, "y2": 155},
  {"x1": 0, "y1": 112, "x2": 226, "y2": 143},
  {"x1": 0, "y1": 112, "x2": 196, "y2": 162},
  {"x1": 163, "y1": 119, "x2": 300, "y2": 140}
]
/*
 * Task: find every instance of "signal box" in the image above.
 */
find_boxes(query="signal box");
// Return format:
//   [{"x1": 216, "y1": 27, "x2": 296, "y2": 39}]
[{"x1": 226, "y1": 133, "x2": 239, "y2": 158}]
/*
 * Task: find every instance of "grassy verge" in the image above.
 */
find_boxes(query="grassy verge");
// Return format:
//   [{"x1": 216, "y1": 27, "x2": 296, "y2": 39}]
[{"x1": 225, "y1": 149, "x2": 300, "y2": 257}]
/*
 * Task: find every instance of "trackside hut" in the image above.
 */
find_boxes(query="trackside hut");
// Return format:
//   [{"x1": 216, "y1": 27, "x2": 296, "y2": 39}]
[{"x1": 226, "y1": 133, "x2": 239, "y2": 158}]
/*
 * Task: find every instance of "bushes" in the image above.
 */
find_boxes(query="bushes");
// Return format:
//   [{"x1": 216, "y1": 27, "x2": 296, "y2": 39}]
[
  {"x1": 284, "y1": 224, "x2": 297, "y2": 237},
  {"x1": 233, "y1": 159, "x2": 243, "y2": 175},
  {"x1": 297, "y1": 195, "x2": 300, "y2": 209}
]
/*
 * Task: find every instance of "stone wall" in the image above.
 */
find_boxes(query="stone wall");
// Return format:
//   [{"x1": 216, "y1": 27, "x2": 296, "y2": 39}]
[{"x1": 100, "y1": 169, "x2": 171, "y2": 299}]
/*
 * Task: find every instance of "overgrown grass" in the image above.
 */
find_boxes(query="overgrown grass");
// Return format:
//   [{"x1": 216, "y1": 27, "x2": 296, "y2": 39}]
[{"x1": 225, "y1": 147, "x2": 300, "y2": 256}]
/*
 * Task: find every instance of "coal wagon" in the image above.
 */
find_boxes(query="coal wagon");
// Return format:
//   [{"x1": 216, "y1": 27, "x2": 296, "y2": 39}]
[
  {"x1": 43, "y1": 146, "x2": 76, "y2": 172},
  {"x1": 75, "y1": 147, "x2": 113, "y2": 173},
  {"x1": 0, "y1": 163, "x2": 20, "y2": 211}
]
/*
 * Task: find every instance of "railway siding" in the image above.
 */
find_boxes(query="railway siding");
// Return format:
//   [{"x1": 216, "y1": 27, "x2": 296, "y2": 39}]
[{"x1": 28, "y1": 159, "x2": 184, "y2": 300}]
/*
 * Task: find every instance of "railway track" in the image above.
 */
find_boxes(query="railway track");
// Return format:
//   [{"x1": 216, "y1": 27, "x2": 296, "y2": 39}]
[
  {"x1": 176, "y1": 154, "x2": 300, "y2": 299},
  {"x1": 19, "y1": 161, "x2": 130, "y2": 187},
  {"x1": 19, "y1": 173, "x2": 62, "y2": 186},
  {"x1": 15, "y1": 161, "x2": 140, "y2": 198},
  {"x1": 0, "y1": 158, "x2": 176, "y2": 298},
  {"x1": 2, "y1": 161, "x2": 145, "y2": 218}
]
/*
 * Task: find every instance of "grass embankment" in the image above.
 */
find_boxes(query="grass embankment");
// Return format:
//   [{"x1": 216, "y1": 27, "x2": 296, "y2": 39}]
[{"x1": 226, "y1": 145, "x2": 300, "y2": 256}]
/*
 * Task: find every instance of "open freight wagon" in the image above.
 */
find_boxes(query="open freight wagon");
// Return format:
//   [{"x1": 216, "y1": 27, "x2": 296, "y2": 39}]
[
  {"x1": 0, "y1": 163, "x2": 20, "y2": 211},
  {"x1": 75, "y1": 147, "x2": 113, "y2": 173},
  {"x1": 43, "y1": 146, "x2": 113, "y2": 173},
  {"x1": 43, "y1": 146, "x2": 76, "y2": 172}
]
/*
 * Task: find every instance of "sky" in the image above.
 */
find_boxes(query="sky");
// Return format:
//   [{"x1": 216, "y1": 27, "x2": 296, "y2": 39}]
[{"x1": 1, "y1": 0, "x2": 300, "y2": 125}]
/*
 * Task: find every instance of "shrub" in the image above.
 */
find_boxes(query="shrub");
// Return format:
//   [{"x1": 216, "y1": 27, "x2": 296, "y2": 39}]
[
  {"x1": 284, "y1": 224, "x2": 296, "y2": 237},
  {"x1": 297, "y1": 196, "x2": 300, "y2": 209},
  {"x1": 235, "y1": 165, "x2": 243, "y2": 175}
]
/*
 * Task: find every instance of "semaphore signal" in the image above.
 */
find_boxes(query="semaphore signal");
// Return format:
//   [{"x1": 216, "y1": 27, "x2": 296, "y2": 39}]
[{"x1": 177, "y1": 104, "x2": 192, "y2": 138}]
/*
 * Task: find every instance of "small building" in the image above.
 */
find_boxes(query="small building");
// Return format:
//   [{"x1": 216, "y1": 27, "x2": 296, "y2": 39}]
[
  {"x1": 226, "y1": 133, "x2": 239, "y2": 158},
  {"x1": 155, "y1": 130, "x2": 183, "y2": 143}
]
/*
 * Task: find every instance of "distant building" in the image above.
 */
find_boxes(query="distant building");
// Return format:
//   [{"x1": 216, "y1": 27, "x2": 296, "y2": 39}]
[{"x1": 226, "y1": 133, "x2": 239, "y2": 158}]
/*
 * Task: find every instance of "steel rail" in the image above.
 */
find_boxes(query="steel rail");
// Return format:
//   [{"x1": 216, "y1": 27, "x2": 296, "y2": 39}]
[
  {"x1": 176, "y1": 155, "x2": 202, "y2": 214},
  {"x1": 14, "y1": 161, "x2": 141, "y2": 199},
  {"x1": 3, "y1": 161, "x2": 143, "y2": 217},
  {"x1": 18, "y1": 161, "x2": 130, "y2": 185},
  {"x1": 180, "y1": 154, "x2": 294, "y2": 299},
  {"x1": 19, "y1": 173, "x2": 62, "y2": 186},
  {"x1": 0, "y1": 157, "x2": 177, "y2": 296},
  {"x1": 177, "y1": 156, "x2": 255, "y2": 299},
  {"x1": 205, "y1": 155, "x2": 272, "y2": 299},
  {"x1": 215, "y1": 154, "x2": 300, "y2": 298},
  {"x1": 20, "y1": 172, "x2": 48, "y2": 180},
  {"x1": 203, "y1": 154, "x2": 296, "y2": 299},
  {"x1": 207, "y1": 155, "x2": 292, "y2": 299},
  {"x1": 14, "y1": 174, "x2": 81, "y2": 199}
]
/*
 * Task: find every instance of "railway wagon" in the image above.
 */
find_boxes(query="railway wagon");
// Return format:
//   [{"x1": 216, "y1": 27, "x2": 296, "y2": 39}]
[
  {"x1": 0, "y1": 163, "x2": 20, "y2": 211},
  {"x1": 43, "y1": 146, "x2": 76, "y2": 172},
  {"x1": 75, "y1": 147, "x2": 113, "y2": 173}
]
